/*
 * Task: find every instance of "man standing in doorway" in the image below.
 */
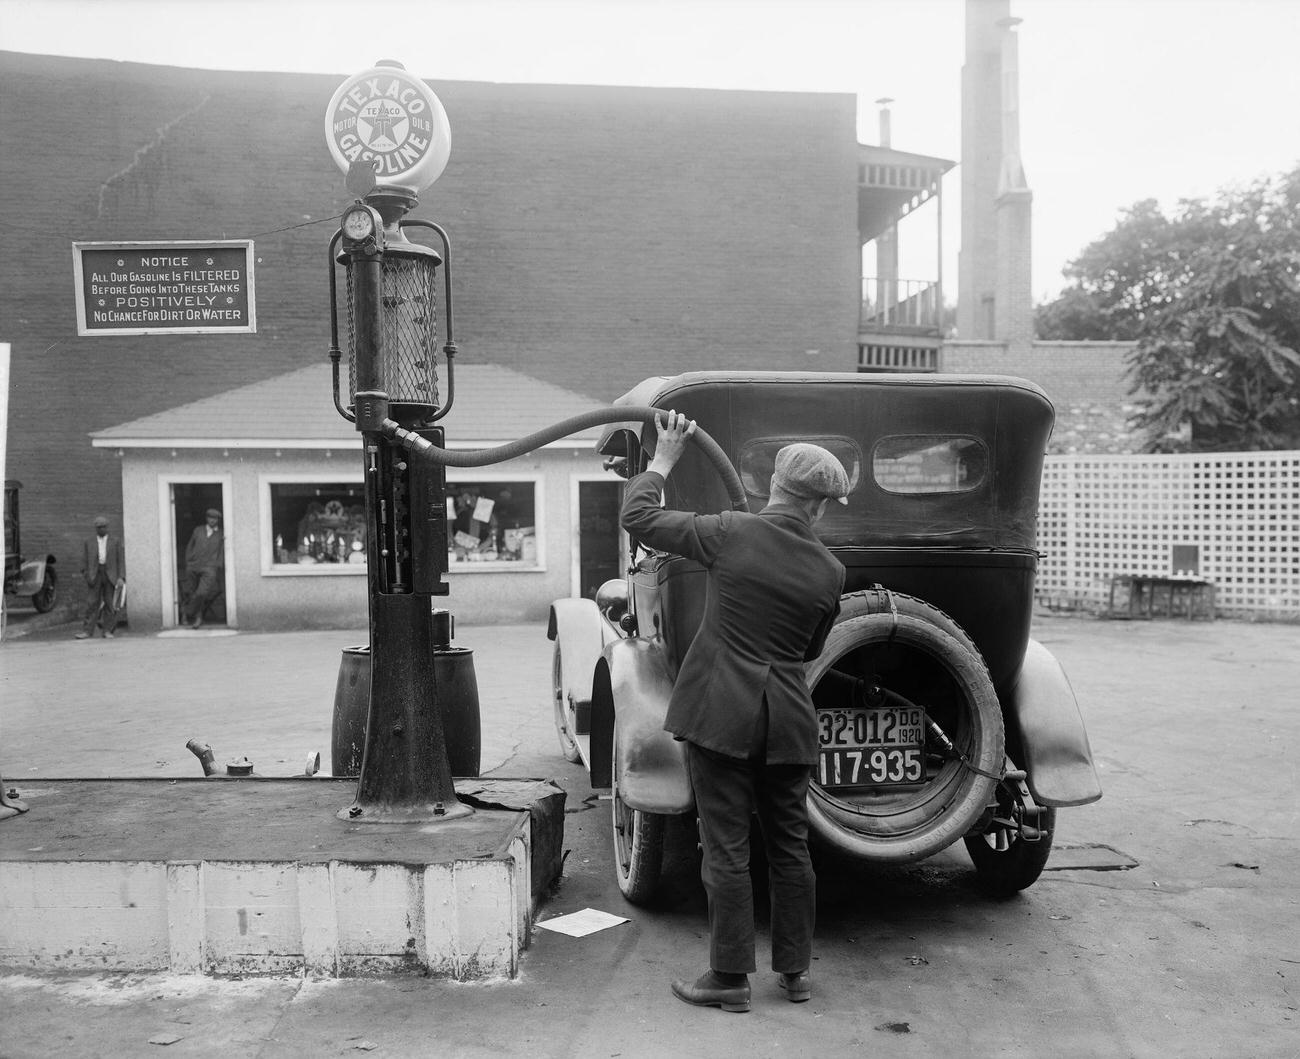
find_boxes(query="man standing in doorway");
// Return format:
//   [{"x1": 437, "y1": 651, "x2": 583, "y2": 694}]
[
  {"x1": 76, "y1": 515, "x2": 125, "y2": 639},
  {"x1": 182, "y1": 508, "x2": 224, "y2": 629},
  {"x1": 620, "y1": 412, "x2": 848, "y2": 1013}
]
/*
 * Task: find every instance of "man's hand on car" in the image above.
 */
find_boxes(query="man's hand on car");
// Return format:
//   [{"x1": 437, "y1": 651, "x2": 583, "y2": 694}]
[{"x1": 647, "y1": 409, "x2": 697, "y2": 479}]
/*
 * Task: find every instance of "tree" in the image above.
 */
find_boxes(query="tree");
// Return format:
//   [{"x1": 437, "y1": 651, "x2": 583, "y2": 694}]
[
  {"x1": 1036, "y1": 169, "x2": 1300, "y2": 451},
  {"x1": 1034, "y1": 197, "x2": 1199, "y2": 341},
  {"x1": 1035, "y1": 285, "x2": 1128, "y2": 341}
]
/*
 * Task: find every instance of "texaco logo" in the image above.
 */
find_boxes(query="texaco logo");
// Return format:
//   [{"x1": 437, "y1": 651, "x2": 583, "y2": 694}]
[{"x1": 325, "y1": 65, "x2": 451, "y2": 191}]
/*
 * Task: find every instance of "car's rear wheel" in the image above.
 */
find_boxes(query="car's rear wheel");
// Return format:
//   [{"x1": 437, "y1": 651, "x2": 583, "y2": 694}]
[
  {"x1": 806, "y1": 591, "x2": 1004, "y2": 864},
  {"x1": 611, "y1": 726, "x2": 665, "y2": 904},
  {"x1": 551, "y1": 644, "x2": 582, "y2": 763},
  {"x1": 31, "y1": 569, "x2": 56, "y2": 613}
]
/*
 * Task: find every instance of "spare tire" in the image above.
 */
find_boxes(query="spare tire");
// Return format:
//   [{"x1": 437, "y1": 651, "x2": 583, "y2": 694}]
[{"x1": 805, "y1": 590, "x2": 1004, "y2": 864}]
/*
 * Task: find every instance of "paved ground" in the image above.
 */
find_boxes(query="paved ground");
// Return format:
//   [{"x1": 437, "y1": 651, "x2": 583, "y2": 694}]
[{"x1": 0, "y1": 610, "x2": 1297, "y2": 1058}]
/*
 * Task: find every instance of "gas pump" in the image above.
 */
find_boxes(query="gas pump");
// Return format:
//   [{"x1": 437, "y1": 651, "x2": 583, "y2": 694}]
[
  {"x1": 325, "y1": 62, "x2": 467, "y2": 822},
  {"x1": 323, "y1": 62, "x2": 747, "y2": 824}
]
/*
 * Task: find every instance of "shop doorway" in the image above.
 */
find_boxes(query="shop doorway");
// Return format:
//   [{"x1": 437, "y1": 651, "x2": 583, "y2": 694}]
[
  {"x1": 168, "y1": 481, "x2": 231, "y2": 628},
  {"x1": 575, "y1": 480, "x2": 623, "y2": 600}
]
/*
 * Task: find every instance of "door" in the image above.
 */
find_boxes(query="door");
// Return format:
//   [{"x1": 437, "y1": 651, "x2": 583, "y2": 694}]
[
  {"x1": 576, "y1": 480, "x2": 623, "y2": 600},
  {"x1": 171, "y1": 482, "x2": 227, "y2": 626}
]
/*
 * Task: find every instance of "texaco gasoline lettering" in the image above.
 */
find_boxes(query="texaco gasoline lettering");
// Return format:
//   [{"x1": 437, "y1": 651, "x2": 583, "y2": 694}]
[{"x1": 331, "y1": 74, "x2": 434, "y2": 176}]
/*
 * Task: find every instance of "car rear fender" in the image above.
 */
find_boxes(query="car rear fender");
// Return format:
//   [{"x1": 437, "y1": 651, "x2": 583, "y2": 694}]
[
  {"x1": 589, "y1": 637, "x2": 693, "y2": 815},
  {"x1": 13, "y1": 555, "x2": 52, "y2": 595},
  {"x1": 547, "y1": 598, "x2": 607, "y2": 732},
  {"x1": 1008, "y1": 639, "x2": 1103, "y2": 807}
]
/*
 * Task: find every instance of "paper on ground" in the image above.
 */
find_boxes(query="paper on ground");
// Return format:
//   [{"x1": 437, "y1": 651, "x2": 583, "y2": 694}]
[{"x1": 536, "y1": 907, "x2": 630, "y2": 937}]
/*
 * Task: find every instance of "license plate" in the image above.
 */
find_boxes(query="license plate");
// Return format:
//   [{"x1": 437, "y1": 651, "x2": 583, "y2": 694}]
[{"x1": 816, "y1": 706, "x2": 926, "y2": 788}]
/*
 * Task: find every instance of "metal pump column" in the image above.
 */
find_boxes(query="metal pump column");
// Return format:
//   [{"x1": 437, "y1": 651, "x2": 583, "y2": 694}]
[{"x1": 325, "y1": 61, "x2": 467, "y2": 822}]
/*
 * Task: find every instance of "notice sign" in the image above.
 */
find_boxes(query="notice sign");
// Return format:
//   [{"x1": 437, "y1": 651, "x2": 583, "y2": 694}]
[{"x1": 72, "y1": 240, "x2": 257, "y2": 336}]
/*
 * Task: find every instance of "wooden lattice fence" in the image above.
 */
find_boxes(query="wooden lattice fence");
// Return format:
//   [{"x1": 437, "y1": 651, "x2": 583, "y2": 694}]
[{"x1": 1036, "y1": 450, "x2": 1300, "y2": 620}]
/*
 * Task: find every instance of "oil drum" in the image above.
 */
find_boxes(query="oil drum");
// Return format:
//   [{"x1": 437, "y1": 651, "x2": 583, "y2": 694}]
[{"x1": 331, "y1": 644, "x2": 482, "y2": 778}]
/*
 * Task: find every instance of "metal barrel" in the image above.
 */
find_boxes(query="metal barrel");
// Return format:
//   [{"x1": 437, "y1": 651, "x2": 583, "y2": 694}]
[
  {"x1": 331, "y1": 644, "x2": 481, "y2": 778},
  {"x1": 434, "y1": 646, "x2": 482, "y2": 778},
  {"x1": 331, "y1": 646, "x2": 370, "y2": 777}
]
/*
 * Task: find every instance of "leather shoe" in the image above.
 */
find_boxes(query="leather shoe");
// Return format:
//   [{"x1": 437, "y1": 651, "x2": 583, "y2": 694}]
[
  {"x1": 74, "y1": 631, "x2": 90, "y2": 640},
  {"x1": 778, "y1": 970, "x2": 811, "y2": 1002},
  {"x1": 670, "y1": 970, "x2": 751, "y2": 1013}
]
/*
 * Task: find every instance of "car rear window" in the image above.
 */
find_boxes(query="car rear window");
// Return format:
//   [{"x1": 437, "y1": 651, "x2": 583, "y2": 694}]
[
  {"x1": 872, "y1": 435, "x2": 988, "y2": 494},
  {"x1": 737, "y1": 436, "x2": 862, "y2": 499}
]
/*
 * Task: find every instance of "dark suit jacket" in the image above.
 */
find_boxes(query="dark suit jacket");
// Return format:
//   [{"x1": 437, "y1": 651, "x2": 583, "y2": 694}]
[
  {"x1": 184, "y1": 526, "x2": 225, "y2": 572},
  {"x1": 621, "y1": 470, "x2": 845, "y2": 765},
  {"x1": 81, "y1": 534, "x2": 125, "y2": 586}
]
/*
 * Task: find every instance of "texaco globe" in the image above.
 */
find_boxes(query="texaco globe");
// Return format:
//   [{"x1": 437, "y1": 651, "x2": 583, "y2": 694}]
[{"x1": 325, "y1": 63, "x2": 451, "y2": 193}]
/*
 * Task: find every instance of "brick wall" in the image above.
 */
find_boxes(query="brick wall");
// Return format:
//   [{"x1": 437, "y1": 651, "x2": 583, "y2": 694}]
[
  {"x1": 0, "y1": 52, "x2": 862, "y2": 578},
  {"x1": 942, "y1": 340, "x2": 1141, "y2": 453}
]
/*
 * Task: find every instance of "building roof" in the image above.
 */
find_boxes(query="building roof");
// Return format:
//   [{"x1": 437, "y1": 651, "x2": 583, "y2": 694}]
[{"x1": 91, "y1": 362, "x2": 608, "y2": 449}]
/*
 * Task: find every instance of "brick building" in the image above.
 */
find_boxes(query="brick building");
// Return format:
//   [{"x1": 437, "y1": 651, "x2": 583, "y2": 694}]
[{"x1": 2, "y1": 50, "x2": 915, "y2": 627}]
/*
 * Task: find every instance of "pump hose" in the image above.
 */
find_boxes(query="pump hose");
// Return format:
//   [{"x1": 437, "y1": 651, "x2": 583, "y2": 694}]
[{"x1": 382, "y1": 406, "x2": 749, "y2": 512}]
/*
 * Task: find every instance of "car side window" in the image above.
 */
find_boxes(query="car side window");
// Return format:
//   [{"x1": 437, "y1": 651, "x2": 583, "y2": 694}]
[
  {"x1": 872, "y1": 435, "x2": 988, "y2": 494},
  {"x1": 737, "y1": 436, "x2": 862, "y2": 499}
]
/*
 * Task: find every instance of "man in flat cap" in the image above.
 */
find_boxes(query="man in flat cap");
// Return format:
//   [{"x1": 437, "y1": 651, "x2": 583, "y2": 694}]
[
  {"x1": 621, "y1": 412, "x2": 848, "y2": 1013},
  {"x1": 76, "y1": 515, "x2": 125, "y2": 639},
  {"x1": 181, "y1": 508, "x2": 225, "y2": 630}
]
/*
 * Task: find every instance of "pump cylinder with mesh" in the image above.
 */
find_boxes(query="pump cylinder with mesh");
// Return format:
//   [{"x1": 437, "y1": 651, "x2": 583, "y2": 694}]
[{"x1": 345, "y1": 238, "x2": 443, "y2": 425}]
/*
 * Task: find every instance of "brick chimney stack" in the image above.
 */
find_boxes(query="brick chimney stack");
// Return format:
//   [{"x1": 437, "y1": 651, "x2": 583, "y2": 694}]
[
  {"x1": 994, "y1": 14, "x2": 1034, "y2": 351},
  {"x1": 958, "y1": 0, "x2": 1034, "y2": 349},
  {"x1": 875, "y1": 98, "x2": 899, "y2": 292}
]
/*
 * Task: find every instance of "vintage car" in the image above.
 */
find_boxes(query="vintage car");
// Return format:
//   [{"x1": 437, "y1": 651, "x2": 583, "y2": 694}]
[
  {"x1": 548, "y1": 371, "x2": 1101, "y2": 903},
  {"x1": 4, "y1": 480, "x2": 57, "y2": 613}
]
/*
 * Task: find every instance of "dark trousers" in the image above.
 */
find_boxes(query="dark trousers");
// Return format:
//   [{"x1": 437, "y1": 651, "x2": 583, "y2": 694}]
[
  {"x1": 687, "y1": 742, "x2": 816, "y2": 975},
  {"x1": 182, "y1": 566, "x2": 221, "y2": 621},
  {"x1": 81, "y1": 567, "x2": 119, "y2": 634}
]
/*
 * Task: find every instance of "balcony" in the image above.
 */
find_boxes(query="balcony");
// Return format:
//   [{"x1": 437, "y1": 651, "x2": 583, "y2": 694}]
[
  {"x1": 856, "y1": 127, "x2": 952, "y2": 374},
  {"x1": 859, "y1": 277, "x2": 942, "y2": 373},
  {"x1": 861, "y1": 277, "x2": 942, "y2": 332}
]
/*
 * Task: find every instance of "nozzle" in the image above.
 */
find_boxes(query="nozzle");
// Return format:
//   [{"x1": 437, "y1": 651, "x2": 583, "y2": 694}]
[{"x1": 185, "y1": 739, "x2": 218, "y2": 776}]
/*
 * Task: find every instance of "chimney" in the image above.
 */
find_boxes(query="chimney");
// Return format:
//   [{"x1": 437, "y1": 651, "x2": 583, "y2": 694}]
[
  {"x1": 996, "y1": 16, "x2": 1030, "y2": 197},
  {"x1": 957, "y1": 0, "x2": 1010, "y2": 340},
  {"x1": 876, "y1": 96, "x2": 894, "y2": 147},
  {"x1": 875, "y1": 98, "x2": 899, "y2": 293},
  {"x1": 994, "y1": 13, "x2": 1034, "y2": 350}
]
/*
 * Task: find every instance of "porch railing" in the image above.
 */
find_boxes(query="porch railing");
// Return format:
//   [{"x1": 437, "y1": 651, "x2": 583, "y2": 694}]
[{"x1": 861, "y1": 277, "x2": 941, "y2": 331}]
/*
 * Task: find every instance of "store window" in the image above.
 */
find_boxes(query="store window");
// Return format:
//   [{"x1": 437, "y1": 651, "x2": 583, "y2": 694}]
[
  {"x1": 265, "y1": 480, "x2": 367, "y2": 570},
  {"x1": 447, "y1": 478, "x2": 541, "y2": 568}
]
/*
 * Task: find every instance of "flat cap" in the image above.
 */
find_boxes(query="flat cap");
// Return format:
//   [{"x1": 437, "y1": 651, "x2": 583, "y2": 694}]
[
  {"x1": 93, "y1": 515, "x2": 109, "y2": 527},
  {"x1": 205, "y1": 508, "x2": 222, "y2": 519},
  {"x1": 772, "y1": 443, "x2": 849, "y2": 505}
]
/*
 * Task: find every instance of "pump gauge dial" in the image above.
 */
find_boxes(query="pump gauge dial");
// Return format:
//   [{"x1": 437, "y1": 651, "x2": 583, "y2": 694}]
[{"x1": 341, "y1": 205, "x2": 378, "y2": 242}]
